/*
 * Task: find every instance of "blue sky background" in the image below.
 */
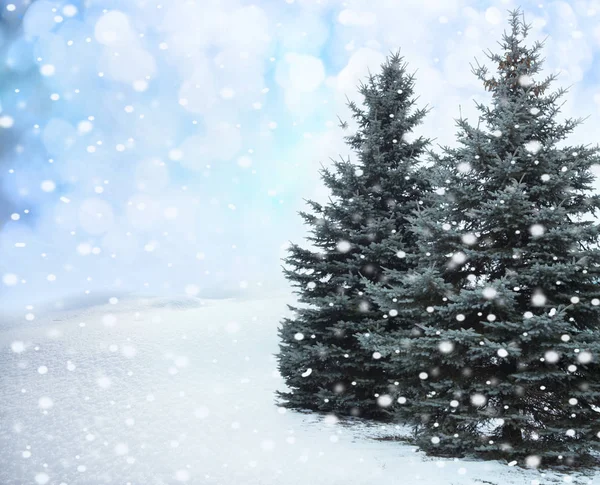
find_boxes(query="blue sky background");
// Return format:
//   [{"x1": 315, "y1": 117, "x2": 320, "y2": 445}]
[{"x1": 0, "y1": 0, "x2": 600, "y2": 315}]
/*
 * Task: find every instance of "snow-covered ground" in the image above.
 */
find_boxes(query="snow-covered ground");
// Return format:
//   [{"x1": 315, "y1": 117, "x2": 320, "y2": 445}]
[{"x1": 0, "y1": 295, "x2": 596, "y2": 484}]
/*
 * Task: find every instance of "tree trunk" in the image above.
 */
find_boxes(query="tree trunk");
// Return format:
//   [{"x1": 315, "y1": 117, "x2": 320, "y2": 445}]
[{"x1": 501, "y1": 423, "x2": 523, "y2": 447}]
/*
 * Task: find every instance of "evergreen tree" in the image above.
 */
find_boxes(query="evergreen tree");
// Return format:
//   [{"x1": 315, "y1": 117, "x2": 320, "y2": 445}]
[
  {"x1": 277, "y1": 52, "x2": 431, "y2": 418},
  {"x1": 367, "y1": 11, "x2": 600, "y2": 466}
]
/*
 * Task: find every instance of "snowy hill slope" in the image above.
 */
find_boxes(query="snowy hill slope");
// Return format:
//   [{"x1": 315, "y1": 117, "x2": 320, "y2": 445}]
[{"x1": 0, "y1": 296, "x2": 594, "y2": 484}]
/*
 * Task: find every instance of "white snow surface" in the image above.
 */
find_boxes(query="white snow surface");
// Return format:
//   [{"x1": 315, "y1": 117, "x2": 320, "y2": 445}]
[{"x1": 0, "y1": 295, "x2": 596, "y2": 484}]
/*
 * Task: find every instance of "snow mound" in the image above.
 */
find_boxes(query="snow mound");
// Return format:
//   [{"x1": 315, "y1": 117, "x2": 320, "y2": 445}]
[{"x1": 0, "y1": 295, "x2": 591, "y2": 484}]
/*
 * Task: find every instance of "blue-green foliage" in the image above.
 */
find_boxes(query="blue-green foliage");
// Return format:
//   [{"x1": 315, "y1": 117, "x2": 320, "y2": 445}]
[
  {"x1": 277, "y1": 52, "x2": 432, "y2": 418},
  {"x1": 364, "y1": 10, "x2": 600, "y2": 466}
]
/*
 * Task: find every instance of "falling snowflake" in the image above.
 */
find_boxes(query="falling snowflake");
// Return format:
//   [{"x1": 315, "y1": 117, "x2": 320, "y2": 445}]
[
  {"x1": 175, "y1": 469, "x2": 191, "y2": 482},
  {"x1": 377, "y1": 394, "x2": 393, "y2": 407},
  {"x1": 525, "y1": 455, "x2": 541, "y2": 468},
  {"x1": 457, "y1": 162, "x2": 471, "y2": 173},
  {"x1": 40, "y1": 180, "x2": 56, "y2": 192},
  {"x1": 518, "y1": 75, "x2": 533, "y2": 86},
  {"x1": 97, "y1": 376, "x2": 112, "y2": 389},
  {"x1": 438, "y1": 341, "x2": 454, "y2": 354},
  {"x1": 451, "y1": 252, "x2": 467, "y2": 265},
  {"x1": 10, "y1": 341, "x2": 25, "y2": 353},
  {"x1": 38, "y1": 397, "x2": 54, "y2": 410},
  {"x1": 578, "y1": 351, "x2": 593, "y2": 364},
  {"x1": 35, "y1": 473, "x2": 50, "y2": 485},
  {"x1": 529, "y1": 224, "x2": 545, "y2": 237},
  {"x1": 3, "y1": 273, "x2": 18, "y2": 286},
  {"x1": 336, "y1": 240, "x2": 351, "y2": 253},
  {"x1": 114, "y1": 443, "x2": 129, "y2": 456},
  {"x1": 531, "y1": 290, "x2": 546, "y2": 307},
  {"x1": 462, "y1": 233, "x2": 477, "y2": 245},
  {"x1": 524, "y1": 140, "x2": 542, "y2": 154}
]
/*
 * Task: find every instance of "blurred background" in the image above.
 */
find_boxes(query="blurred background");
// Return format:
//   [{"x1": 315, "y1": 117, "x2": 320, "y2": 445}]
[{"x1": 0, "y1": 0, "x2": 599, "y2": 314}]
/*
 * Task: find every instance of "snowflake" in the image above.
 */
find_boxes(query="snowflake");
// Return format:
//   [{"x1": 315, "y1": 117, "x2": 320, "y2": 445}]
[
  {"x1": 11, "y1": 341, "x2": 25, "y2": 353},
  {"x1": 457, "y1": 162, "x2": 471, "y2": 173},
  {"x1": 336, "y1": 240, "x2": 351, "y2": 253},
  {"x1": 451, "y1": 252, "x2": 467, "y2": 265},
  {"x1": 577, "y1": 351, "x2": 592, "y2": 364},
  {"x1": 377, "y1": 394, "x2": 393, "y2": 407},
  {"x1": 439, "y1": 341, "x2": 454, "y2": 354},
  {"x1": 462, "y1": 233, "x2": 477, "y2": 245},
  {"x1": 544, "y1": 350, "x2": 559, "y2": 363},
  {"x1": 518, "y1": 75, "x2": 534, "y2": 87},
  {"x1": 524, "y1": 140, "x2": 542, "y2": 154},
  {"x1": 38, "y1": 397, "x2": 54, "y2": 410},
  {"x1": 531, "y1": 291, "x2": 546, "y2": 307},
  {"x1": 529, "y1": 224, "x2": 545, "y2": 237}
]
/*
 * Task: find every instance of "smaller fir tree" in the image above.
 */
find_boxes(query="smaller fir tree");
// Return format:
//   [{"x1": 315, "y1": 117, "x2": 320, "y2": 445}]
[{"x1": 277, "y1": 52, "x2": 432, "y2": 419}]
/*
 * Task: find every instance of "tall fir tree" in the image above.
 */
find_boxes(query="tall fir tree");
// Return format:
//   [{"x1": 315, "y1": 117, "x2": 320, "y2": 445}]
[
  {"x1": 365, "y1": 11, "x2": 600, "y2": 466},
  {"x1": 277, "y1": 52, "x2": 432, "y2": 418}
]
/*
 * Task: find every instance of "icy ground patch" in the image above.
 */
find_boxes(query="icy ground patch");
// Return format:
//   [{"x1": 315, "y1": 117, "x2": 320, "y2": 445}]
[{"x1": 0, "y1": 295, "x2": 596, "y2": 484}]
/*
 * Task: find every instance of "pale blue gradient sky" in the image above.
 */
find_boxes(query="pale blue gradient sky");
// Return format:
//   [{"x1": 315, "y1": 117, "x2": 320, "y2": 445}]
[{"x1": 0, "y1": 0, "x2": 599, "y2": 314}]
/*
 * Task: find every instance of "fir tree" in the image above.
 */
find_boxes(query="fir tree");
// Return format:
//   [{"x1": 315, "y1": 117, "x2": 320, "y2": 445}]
[
  {"x1": 369, "y1": 11, "x2": 600, "y2": 466},
  {"x1": 277, "y1": 52, "x2": 431, "y2": 418}
]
